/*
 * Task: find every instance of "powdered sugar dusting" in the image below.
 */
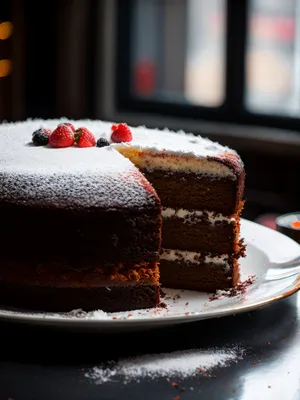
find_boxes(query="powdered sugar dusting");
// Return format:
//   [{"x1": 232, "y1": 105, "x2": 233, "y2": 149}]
[
  {"x1": 0, "y1": 119, "x2": 158, "y2": 209},
  {"x1": 85, "y1": 346, "x2": 245, "y2": 384},
  {"x1": 117, "y1": 125, "x2": 238, "y2": 159}
]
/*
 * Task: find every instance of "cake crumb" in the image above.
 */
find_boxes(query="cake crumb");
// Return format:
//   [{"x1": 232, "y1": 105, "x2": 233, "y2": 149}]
[
  {"x1": 172, "y1": 382, "x2": 178, "y2": 387},
  {"x1": 112, "y1": 317, "x2": 117, "y2": 320},
  {"x1": 172, "y1": 396, "x2": 180, "y2": 400},
  {"x1": 127, "y1": 314, "x2": 132, "y2": 317},
  {"x1": 159, "y1": 302, "x2": 167, "y2": 308},
  {"x1": 209, "y1": 275, "x2": 256, "y2": 301},
  {"x1": 185, "y1": 302, "x2": 189, "y2": 306},
  {"x1": 173, "y1": 294, "x2": 181, "y2": 301}
]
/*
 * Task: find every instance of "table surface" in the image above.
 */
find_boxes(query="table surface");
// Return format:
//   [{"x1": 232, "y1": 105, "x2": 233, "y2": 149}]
[{"x1": 0, "y1": 292, "x2": 299, "y2": 400}]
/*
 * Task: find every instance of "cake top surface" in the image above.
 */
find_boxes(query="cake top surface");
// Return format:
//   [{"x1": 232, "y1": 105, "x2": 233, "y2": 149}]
[
  {"x1": 114, "y1": 125, "x2": 237, "y2": 159},
  {"x1": 0, "y1": 117, "x2": 239, "y2": 157},
  {"x1": 0, "y1": 119, "x2": 158, "y2": 210},
  {"x1": 0, "y1": 118, "x2": 243, "y2": 208}
]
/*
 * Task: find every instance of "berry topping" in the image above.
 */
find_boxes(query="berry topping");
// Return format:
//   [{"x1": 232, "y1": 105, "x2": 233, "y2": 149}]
[
  {"x1": 74, "y1": 127, "x2": 96, "y2": 148},
  {"x1": 49, "y1": 125, "x2": 74, "y2": 148},
  {"x1": 111, "y1": 123, "x2": 132, "y2": 143},
  {"x1": 58, "y1": 122, "x2": 76, "y2": 133},
  {"x1": 32, "y1": 128, "x2": 52, "y2": 137},
  {"x1": 96, "y1": 137, "x2": 110, "y2": 148},
  {"x1": 32, "y1": 129, "x2": 50, "y2": 146}
]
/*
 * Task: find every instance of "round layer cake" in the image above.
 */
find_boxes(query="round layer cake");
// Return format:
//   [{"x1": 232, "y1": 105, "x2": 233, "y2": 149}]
[{"x1": 0, "y1": 119, "x2": 245, "y2": 313}]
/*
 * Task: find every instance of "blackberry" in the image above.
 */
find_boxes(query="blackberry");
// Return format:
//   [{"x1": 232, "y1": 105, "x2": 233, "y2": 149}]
[
  {"x1": 97, "y1": 137, "x2": 110, "y2": 148},
  {"x1": 32, "y1": 129, "x2": 49, "y2": 146}
]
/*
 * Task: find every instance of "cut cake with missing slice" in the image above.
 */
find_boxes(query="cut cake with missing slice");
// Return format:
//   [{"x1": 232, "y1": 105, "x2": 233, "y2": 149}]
[
  {"x1": 114, "y1": 125, "x2": 246, "y2": 292},
  {"x1": 0, "y1": 118, "x2": 246, "y2": 313}
]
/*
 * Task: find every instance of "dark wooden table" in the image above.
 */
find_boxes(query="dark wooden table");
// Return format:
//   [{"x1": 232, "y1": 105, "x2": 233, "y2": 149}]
[{"x1": 0, "y1": 292, "x2": 299, "y2": 400}]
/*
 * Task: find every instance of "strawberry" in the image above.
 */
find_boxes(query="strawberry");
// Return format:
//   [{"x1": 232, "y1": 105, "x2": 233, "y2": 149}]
[
  {"x1": 111, "y1": 123, "x2": 132, "y2": 143},
  {"x1": 49, "y1": 125, "x2": 74, "y2": 148},
  {"x1": 58, "y1": 122, "x2": 76, "y2": 133},
  {"x1": 74, "y1": 127, "x2": 96, "y2": 148}
]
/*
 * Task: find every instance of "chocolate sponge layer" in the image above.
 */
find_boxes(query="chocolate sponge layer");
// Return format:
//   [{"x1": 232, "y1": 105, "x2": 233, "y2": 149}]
[
  {"x1": 0, "y1": 261, "x2": 161, "y2": 312},
  {"x1": 0, "y1": 203, "x2": 162, "y2": 268},
  {"x1": 159, "y1": 259, "x2": 240, "y2": 292},
  {"x1": 162, "y1": 215, "x2": 241, "y2": 254},
  {"x1": 0, "y1": 282, "x2": 160, "y2": 312},
  {"x1": 141, "y1": 169, "x2": 244, "y2": 215}
]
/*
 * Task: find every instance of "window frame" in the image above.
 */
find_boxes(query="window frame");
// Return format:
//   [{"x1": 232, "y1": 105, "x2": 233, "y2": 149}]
[{"x1": 115, "y1": 0, "x2": 300, "y2": 131}]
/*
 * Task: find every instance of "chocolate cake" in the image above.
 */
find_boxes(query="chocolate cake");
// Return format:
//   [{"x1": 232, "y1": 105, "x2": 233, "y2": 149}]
[
  {"x1": 0, "y1": 119, "x2": 245, "y2": 312},
  {"x1": 0, "y1": 121, "x2": 161, "y2": 312}
]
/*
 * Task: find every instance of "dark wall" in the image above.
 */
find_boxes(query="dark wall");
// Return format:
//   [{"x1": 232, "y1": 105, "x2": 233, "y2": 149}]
[{"x1": 0, "y1": 0, "x2": 101, "y2": 122}]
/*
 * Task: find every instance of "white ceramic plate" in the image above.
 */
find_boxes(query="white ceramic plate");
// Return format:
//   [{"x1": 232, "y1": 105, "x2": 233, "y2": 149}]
[{"x1": 1, "y1": 218, "x2": 300, "y2": 331}]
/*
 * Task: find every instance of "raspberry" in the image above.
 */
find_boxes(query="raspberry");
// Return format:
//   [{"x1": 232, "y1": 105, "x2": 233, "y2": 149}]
[
  {"x1": 49, "y1": 125, "x2": 74, "y2": 148},
  {"x1": 96, "y1": 137, "x2": 110, "y2": 148},
  {"x1": 110, "y1": 123, "x2": 132, "y2": 143},
  {"x1": 58, "y1": 122, "x2": 76, "y2": 133},
  {"x1": 32, "y1": 129, "x2": 50, "y2": 146},
  {"x1": 74, "y1": 127, "x2": 96, "y2": 148}
]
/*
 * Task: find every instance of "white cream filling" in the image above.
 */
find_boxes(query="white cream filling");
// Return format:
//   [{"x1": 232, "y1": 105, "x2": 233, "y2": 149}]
[
  {"x1": 160, "y1": 249, "x2": 230, "y2": 270},
  {"x1": 162, "y1": 207, "x2": 235, "y2": 225}
]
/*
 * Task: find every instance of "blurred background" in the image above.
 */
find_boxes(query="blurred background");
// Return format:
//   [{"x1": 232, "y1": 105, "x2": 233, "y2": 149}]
[{"x1": 1, "y1": 0, "x2": 300, "y2": 227}]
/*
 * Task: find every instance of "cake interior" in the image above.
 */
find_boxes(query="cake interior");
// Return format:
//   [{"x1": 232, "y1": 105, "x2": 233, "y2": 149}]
[{"x1": 116, "y1": 147, "x2": 245, "y2": 292}]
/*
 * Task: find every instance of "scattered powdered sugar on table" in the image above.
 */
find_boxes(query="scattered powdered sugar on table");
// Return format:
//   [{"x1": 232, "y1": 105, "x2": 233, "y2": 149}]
[{"x1": 85, "y1": 346, "x2": 245, "y2": 384}]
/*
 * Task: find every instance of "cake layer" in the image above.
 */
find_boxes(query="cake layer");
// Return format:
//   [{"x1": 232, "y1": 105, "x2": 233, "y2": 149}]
[
  {"x1": 0, "y1": 260, "x2": 160, "y2": 286},
  {"x1": 159, "y1": 258, "x2": 240, "y2": 292},
  {"x1": 0, "y1": 282, "x2": 160, "y2": 312},
  {"x1": 0, "y1": 262, "x2": 160, "y2": 312},
  {"x1": 161, "y1": 207, "x2": 240, "y2": 254},
  {"x1": 0, "y1": 204, "x2": 161, "y2": 267},
  {"x1": 116, "y1": 148, "x2": 237, "y2": 178},
  {"x1": 140, "y1": 169, "x2": 242, "y2": 215}
]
